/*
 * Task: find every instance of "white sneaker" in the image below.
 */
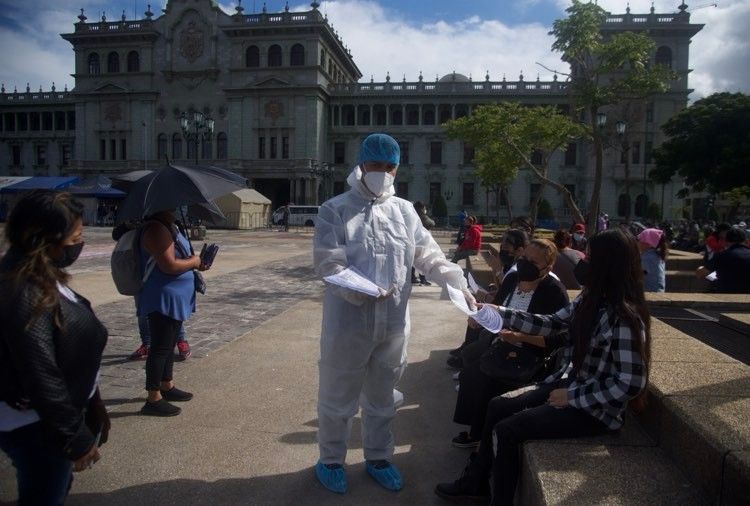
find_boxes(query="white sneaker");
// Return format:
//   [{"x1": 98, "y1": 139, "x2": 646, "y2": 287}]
[
  {"x1": 393, "y1": 389, "x2": 404, "y2": 408},
  {"x1": 452, "y1": 371, "x2": 460, "y2": 381}
]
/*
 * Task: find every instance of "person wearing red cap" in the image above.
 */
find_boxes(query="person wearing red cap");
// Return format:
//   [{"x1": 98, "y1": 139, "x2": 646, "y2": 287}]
[
  {"x1": 637, "y1": 228, "x2": 667, "y2": 292},
  {"x1": 570, "y1": 223, "x2": 587, "y2": 253}
]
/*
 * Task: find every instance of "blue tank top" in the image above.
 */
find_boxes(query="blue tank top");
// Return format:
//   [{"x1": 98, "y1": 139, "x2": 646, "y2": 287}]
[{"x1": 136, "y1": 224, "x2": 195, "y2": 321}]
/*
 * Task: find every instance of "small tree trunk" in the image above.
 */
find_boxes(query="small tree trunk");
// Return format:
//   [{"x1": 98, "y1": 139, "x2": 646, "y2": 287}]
[
  {"x1": 502, "y1": 186, "x2": 513, "y2": 223},
  {"x1": 587, "y1": 106, "x2": 604, "y2": 236},
  {"x1": 530, "y1": 182, "x2": 546, "y2": 225}
]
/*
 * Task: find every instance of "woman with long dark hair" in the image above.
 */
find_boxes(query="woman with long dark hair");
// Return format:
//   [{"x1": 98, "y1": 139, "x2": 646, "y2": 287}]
[
  {"x1": 435, "y1": 228, "x2": 651, "y2": 505},
  {"x1": 0, "y1": 191, "x2": 109, "y2": 504}
]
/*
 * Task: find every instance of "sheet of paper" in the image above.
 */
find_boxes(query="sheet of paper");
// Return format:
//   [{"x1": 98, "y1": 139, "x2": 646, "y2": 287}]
[
  {"x1": 705, "y1": 271, "x2": 718, "y2": 282},
  {"x1": 446, "y1": 284, "x2": 504, "y2": 333},
  {"x1": 323, "y1": 267, "x2": 382, "y2": 297},
  {"x1": 467, "y1": 272, "x2": 487, "y2": 295}
]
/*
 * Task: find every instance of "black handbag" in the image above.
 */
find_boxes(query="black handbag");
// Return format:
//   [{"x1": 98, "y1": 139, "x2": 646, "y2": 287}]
[{"x1": 479, "y1": 340, "x2": 545, "y2": 387}]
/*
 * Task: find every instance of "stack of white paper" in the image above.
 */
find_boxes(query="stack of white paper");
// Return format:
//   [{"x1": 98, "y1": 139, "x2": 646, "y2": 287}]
[
  {"x1": 445, "y1": 284, "x2": 503, "y2": 333},
  {"x1": 323, "y1": 267, "x2": 383, "y2": 297}
]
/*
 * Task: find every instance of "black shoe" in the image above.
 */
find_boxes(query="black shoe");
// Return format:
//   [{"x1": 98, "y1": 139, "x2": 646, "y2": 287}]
[
  {"x1": 140, "y1": 399, "x2": 181, "y2": 417},
  {"x1": 434, "y1": 456, "x2": 490, "y2": 502},
  {"x1": 421, "y1": 280, "x2": 432, "y2": 286},
  {"x1": 452, "y1": 431, "x2": 481, "y2": 448},
  {"x1": 449, "y1": 347, "x2": 463, "y2": 357},
  {"x1": 160, "y1": 387, "x2": 193, "y2": 402},
  {"x1": 446, "y1": 355, "x2": 463, "y2": 370}
]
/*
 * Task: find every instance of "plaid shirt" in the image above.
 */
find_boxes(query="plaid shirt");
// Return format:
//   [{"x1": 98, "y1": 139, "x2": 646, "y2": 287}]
[{"x1": 500, "y1": 295, "x2": 647, "y2": 430}]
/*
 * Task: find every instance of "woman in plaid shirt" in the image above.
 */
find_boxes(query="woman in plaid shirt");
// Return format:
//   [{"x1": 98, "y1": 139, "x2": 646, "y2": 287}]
[{"x1": 436, "y1": 228, "x2": 651, "y2": 505}]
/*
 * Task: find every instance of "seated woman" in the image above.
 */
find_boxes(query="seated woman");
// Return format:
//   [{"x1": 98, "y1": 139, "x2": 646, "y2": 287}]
[
  {"x1": 451, "y1": 239, "x2": 569, "y2": 448},
  {"x1": 447, "y1": 229, "x2": 529, "y2": 370},
  {"x1": 552, "y1": 229, "x2": 585, "y2": 290},
  {"x1": 451, "y1": 215, "x2": 482, "y2": 263},
  {"x1": 637, "y1": 228, "x2": 667, "y2": 293},
  {"x1": 436, "y1": 228, "x2": 651, "y2": 505}
]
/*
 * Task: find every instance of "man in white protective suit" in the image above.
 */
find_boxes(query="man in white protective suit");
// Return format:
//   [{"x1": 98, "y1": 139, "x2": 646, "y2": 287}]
[{"x1": 313, "y1": 133, "x2": 475, "y2": 494}]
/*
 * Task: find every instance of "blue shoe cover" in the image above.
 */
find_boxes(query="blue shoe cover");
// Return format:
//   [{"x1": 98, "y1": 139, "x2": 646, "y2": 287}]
[
  {"x1": 366, "y1": 460, "x2": 403, "y2": 491},
  {"x1": 315, "y1": 461, "x2": 347, "y2": 494}
]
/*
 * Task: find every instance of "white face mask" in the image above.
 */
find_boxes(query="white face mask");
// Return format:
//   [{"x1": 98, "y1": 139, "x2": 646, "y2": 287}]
[
  {"x1": 362, "y1": 170, "x2": 394, "y2": 197},
  {"x1": 573, "y1": 233, "x2": 584, "y2": 242}
]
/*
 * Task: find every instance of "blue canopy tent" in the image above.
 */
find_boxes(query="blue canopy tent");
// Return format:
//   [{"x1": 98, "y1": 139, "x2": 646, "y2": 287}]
[
  {"x1": 0, "y1": 176, "x2": 80, "y2": 222},
  {"x1": 66, "y1": 175, "x2": 127, "y2": 226}
]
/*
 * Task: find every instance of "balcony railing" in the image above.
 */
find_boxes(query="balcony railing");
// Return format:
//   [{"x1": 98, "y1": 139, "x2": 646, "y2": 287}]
[{"x1": 331, "y1": 79, "x2": 569, "y2": 96}]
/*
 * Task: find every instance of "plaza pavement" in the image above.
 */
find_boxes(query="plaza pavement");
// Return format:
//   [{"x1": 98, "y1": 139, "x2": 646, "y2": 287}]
[{"x1": 0, "y1": 227, "x2": 472, "y2": 505}]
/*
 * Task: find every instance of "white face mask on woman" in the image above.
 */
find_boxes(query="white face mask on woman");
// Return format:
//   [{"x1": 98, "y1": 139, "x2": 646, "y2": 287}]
[{"x1": 362, "y1": 170, "x2": 395, "y2": 197}]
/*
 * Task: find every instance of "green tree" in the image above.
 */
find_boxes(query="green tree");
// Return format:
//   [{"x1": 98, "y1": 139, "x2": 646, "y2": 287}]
[
  {"x1": 444, "y1": 103, "x2": 587, "y2": 224},
  {"x1": 652, "y1": 92, "x2": 750, "y2": 197},
  {"x1": 723, "y1": 186, "x2": 750, "y2": 221},
  {"x1": 550, "y1": 0, "x2": 675, "y2": 233}
]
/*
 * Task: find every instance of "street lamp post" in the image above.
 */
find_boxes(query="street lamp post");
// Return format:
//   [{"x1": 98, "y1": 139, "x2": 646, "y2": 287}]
[
  {"x1": 180, "y1": 111, "x2": 215, "y2": 165},
  {"x1": 310, "y1": 162, "x2": 333, "y2": 203},
  {"x1": 615, "y1": 120, "x2": 632, "y2": 222}
]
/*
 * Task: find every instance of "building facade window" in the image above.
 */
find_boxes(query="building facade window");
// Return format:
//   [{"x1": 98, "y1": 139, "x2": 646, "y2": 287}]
[
  {"x1": 107, "y1": 52, "x2": 120, "y2": 73},
  {"x1": 429, "y1": 182, "x2": 441, "y2": 207},
  {"x1": 100, "y1": 139, "x2": 107, "y2": 160},
  {"x1": 246, "y1": 45, "x2": 260, "y2": 67},
  {"x1": 462, "y1": 182, "x2": 475, "y2": 207},
  {"x1": 42, "y1": 112, "x2": 53, "y2": 131},
  {"x1": 67, "y1": 111, "x2": 76, "y2": 130},
  {"x1": 645, "y1": 139, "x2": 653, "y2": 164},
  {"x1": 121, "y1": 139, "x2": 127, "y2": 160},
  {"x1": 646, "y1": 102, "x2": 654, "y2": 123},
  {"x1": 30, "y1": 112, "x2": 40, "y2": 131},
  {"x1": 290, "y1": 44, "x2": 305, "y2": 66},
  {"x1": 36, "y1": 144, "x2": 47, "y2": 165},
  {"x1": 217, "y1": 132, "x2": 228, "y2": 159},
  {"x1": 202, "y1": 138, "x2": 212, "y2": 159},
  {"x1": 564, "y1": 142, "x2": 577, "y2": 166},
  {"x1": 4, "y1": 113, "x2": 15, "y2": 131},
  {"x1": 268, "y1": 45, "x2": 282, "y2": 67},
  {"x1": 635, "y1": 194, "x2": 649, "y2": 216},
  {"x1": 282, "y1": 136, "x2": 289, "y2": 159},
  {"x1": 157, "y1": 134, "x2": 167, "y2": 160},
  {"x1": 258, "y1": 136, "x2": 265, "y2": 159},
  {"x1": 655, "y1": 46, "x2": 672, "y2": 69},
  {"x1": 530, "y1": 149, "x2": 542, "y2": 166},
  {"x1": 464, "y1": 143, "x2": 476, "y2": 165},
  {"x1": 391, "y1": 107, "x2": 403, "y2": 125},
  {"x1": 110, "y1": 139, "x2": 117, "y2": 160},
  {"x1": 186, "y1": 135, "x2": 197, "y2": 160},
  {"x1": 333, "y1": 142, "x2": 345, "y2": 164},
  {"x1": 631, "y1": 141, "x2": 641, "y2": 164},
  {"x1": 172, "y1": 134, "x2": 182, "y2": 159},
  {"x1": 620, "y1": 146, "x2": 628, "y2": 164},
  {"x1": 127, "y1": 51, "x2": 140, "y2": 72},
  {"x1": 618, "y1": 194, "x2": 631, "y2": 217},
  {"x1": 320, "y1": 48, "x2": 325, "y2": 66},
  {"x1": 430, "y1": 141, "x2": 442, "y2": 164},
  {"x1": 88, "y1": 53, "x2": 100, "y2": 74},
  {"x1": 270, "y1": 136, "x2": 277, "y2": 158},
  {"x1": 16, "y1": 113, "x2": 27, "y2": 131},
  {"x1": 398, "y1": 141, "x2": 409, "y2": 164},
  {"x1": 11, "y1": 145, "x2": 21, "y2": 166},
  {"x1": 55, "y1": 112, "x2": 66, "y2": 130},
  {"x1": 396, "y1": 181, "x2": 409, "y2": 199},
  {"x1": 423, "y1": 106, "x2": 436, "y2": 125},
  {"x1": 61, "y1": 144, "x2": 72, "y2": 166}
]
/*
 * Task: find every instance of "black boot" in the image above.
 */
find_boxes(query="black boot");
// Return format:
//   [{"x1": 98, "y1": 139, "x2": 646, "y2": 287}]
[{"x1": 434, "y1": 453, "x2": 490, "y2": 502}]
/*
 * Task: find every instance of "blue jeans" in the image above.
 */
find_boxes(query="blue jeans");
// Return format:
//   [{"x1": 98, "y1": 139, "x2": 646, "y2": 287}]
[
  {"x1": 0, "y1": 422, "x2": 73, "y2": 505},
  {"x1": 135, "y1": 298, "x2": 186, "y2": 346}
]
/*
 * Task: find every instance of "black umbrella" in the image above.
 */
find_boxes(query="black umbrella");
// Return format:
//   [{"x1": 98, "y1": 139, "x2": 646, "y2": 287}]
[{"x1": 115, "y1": 163, "x2": 247, "y2": 224}]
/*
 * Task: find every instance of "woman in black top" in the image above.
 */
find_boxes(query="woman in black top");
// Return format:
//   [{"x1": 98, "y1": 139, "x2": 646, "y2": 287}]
[
  {"x1": 452, "y1": 239, "x2": 569, "y2": 447},
  {"x1": 0, "y1": 191, "x2": 109, "y2": 505}
]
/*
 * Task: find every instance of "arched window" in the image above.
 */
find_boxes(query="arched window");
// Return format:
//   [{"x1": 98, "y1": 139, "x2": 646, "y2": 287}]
[
  {"x1": 268, "y1": 45, "x2": 282, "y2": 67},
  {"x1": 186, "y1": 134, "x2": 197, "y2": 160},
  {"x1": 127, "y1": 51, "x2": 140, "y2": 72},
  {"x1": 216, "y1": 132, "x2": 228, "y2": 160},
  {"x1": 655, "y1": 46, "x2": 672, "y2": 69},
  {"x1": 320, "y1": 49, "x2": 325, "y2": 66},
  {"x1": 157, "y1": 134, "x2": 167, "y2": 160},
  {"x1": 172, "y1": 134, "x2": 182, "y2": 159},
  {"x1": 88, "y1": 53, "x2": 100, "y2": 75},
  {"x1": 246, "y1": 45, "x2": 260, "y2": 67},
  {"x1": 107, "y1": 52, "x2": 120, "y2": 73},
  {"x1": 290, "y1": 44, "x2": 305, "y2": 66},
  {"x1": 635, "y1": 194, "x2": 649, "y2": 217},
  {"x1": 201, "y1": 138, "x2": 212, "y2": 159},
  {"x1": 617, "y1": 194, "x2": 631, "y2": 217}
]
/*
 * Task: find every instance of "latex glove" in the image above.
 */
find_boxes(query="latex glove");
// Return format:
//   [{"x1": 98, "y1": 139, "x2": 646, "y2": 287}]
[
  {"x1": 375, "y1": 285, "x2": 396, "y2": 301},
  {"x1": 462, "y1": 288, "x2": 477, "y2": 311}
]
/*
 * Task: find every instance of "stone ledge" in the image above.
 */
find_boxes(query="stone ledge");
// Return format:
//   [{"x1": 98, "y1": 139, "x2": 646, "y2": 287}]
[
  {"x1": 520, "y1": 441, "x2": 708, "y2": 505},
  {"x1": 719, "y1": 313, "x2": 750, "y2": 336}
]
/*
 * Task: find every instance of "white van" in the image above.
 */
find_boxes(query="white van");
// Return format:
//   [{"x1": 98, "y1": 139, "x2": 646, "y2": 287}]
[{"x1": 272, "y1": 205, "x2": 320, "y2": 227}]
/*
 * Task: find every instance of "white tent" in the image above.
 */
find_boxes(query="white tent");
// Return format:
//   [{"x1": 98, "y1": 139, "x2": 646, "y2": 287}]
[{"x1": 214, "y1": 188, "x2": 272, "y2": 229}]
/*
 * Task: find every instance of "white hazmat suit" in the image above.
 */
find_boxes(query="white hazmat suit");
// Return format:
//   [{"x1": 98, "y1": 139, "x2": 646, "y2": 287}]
[{"x1": 313, "y1": 166, "x2": 468, "y2": 464}]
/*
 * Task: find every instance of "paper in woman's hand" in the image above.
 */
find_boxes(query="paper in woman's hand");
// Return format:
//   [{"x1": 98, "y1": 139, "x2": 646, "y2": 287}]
[
  {"x1": 446, "y1": 284, "x2": 503, "y2": 333},
  {"x1": 467, "y1": 272, "x2": 488, "y2": 296}
]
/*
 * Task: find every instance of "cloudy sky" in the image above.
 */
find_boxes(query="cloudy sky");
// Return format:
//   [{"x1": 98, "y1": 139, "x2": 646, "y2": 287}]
[{"x1": 0, "y1": 0, "x2": 747, "y2": 100}]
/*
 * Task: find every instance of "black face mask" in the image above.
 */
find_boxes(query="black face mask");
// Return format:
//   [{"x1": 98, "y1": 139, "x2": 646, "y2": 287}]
[
  {"x1": 574, "y1": 258, "x2": 590, "y2": 286},
  {"x1": 499, "y1": 251, "x2": 515, "y2": 268},
  {"x1": 516, "y1": 258, "x2": 541, "y2": 282},
  {"x1": 54, "y1": 242, "x2": 84, "y2": 268}
]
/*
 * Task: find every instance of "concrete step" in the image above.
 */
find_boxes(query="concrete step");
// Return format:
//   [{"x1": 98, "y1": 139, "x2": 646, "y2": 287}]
[
  {"x1": 719, "y1": 313, "x2": 750, "y2": 336},
  {"x1": 520, "y1": 440, "x2": 708, "y2": 505},
  {"x1": 665, "y1": 270, "x2": 712, "y2": 293}
]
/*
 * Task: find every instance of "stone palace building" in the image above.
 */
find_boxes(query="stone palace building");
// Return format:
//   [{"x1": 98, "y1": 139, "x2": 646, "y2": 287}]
[{"x1": 0, "y1": 0, "x2": 703, "y2": 222}]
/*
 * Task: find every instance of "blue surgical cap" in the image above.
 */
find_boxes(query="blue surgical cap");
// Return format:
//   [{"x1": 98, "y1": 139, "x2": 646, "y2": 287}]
[{"x1": 357, "y1": 133, "x2": 400, "y2": 166}]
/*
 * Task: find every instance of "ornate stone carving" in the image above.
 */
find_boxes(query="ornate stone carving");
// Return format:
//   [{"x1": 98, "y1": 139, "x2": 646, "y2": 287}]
[
  {"x1": 265, "y1": 100, "x2": 283, "y2": 120},
  {"x1": 179, "y1": 21, "x2": 204, "y2": 63},
  {"x1": 103, "y1": 103, "x2": 123, "y2": 125}
]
